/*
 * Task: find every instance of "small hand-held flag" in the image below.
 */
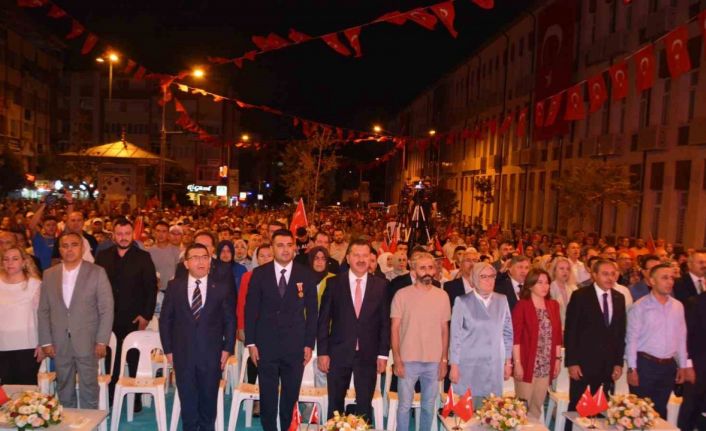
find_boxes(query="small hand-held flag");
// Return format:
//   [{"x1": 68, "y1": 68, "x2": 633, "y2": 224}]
[
  {"x1": 133, "y1": 216, "x2": 144, "y2": 241},
  {"x1": 0, "y1": 385, "x2": 8, "y2": 406},
  {"x1": 576, "y1": 386, "x2": 599, "y2": 417},
  {"x1": 441, "y1": 385, "x2": 455, "y2": 418},
  {"x1": 289, "y1": 198, "x2": 308, "y2": 235},
  {"x1": 287, "y1": 403, "x2": 301, "y2": 431},
  {"x1": 308, "y1": 403, "x2": 319, "y2": 425},
  {"x1": 453, "y1": 388, "x2": 474, "y2": 422},
  {"x1": 593, "y1": 385, "x2": 609, "y2": 413}
]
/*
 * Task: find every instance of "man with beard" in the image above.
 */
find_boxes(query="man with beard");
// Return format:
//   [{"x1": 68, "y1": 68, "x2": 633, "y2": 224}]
[
  {"x1": 390, "y1": 252, "x2": 450, "y2": 431},
  {"x1": 95, "y1": 217, "x2": 158, "y2": 412},
  {"x1": 493, "y1": 240, "x2": 515, "y2": 272}
]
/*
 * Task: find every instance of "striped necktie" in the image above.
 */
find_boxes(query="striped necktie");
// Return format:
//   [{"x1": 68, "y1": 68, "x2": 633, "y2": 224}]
[{"x1": 191, "y1": 279, "x2": 202, "y2": 319}]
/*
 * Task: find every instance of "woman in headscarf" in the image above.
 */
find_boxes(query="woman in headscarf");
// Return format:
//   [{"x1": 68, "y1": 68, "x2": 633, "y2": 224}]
[
  {"x1": 377, "y1": 251, "x2": 393, "y2": 275},
  {"x1": 216, "y1": 240, "x2": 247, "y2": 293},
  {"x1": 384, "y1": 251, "x2": 409, "y2": 281},
  {"x1": 307, "y1": 246, "x2": 336, "y2": 306},
  {"x1": 233, "y1": 238, "x2": 253, "y2": 271}
]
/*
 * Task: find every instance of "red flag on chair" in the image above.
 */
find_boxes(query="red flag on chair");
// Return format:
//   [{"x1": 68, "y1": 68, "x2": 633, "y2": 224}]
[
  {"x1": 593, "y1": 385, "x2": 609, "y2": 414},
  {"x1": 609, "y1": 61, "x2": 629, "y2": 101},
  {"x1": 289, "y1": 198, "x2": 308, "y2": 235},
  {"x1": 288, "y1": 403, "x2": 301, "y2": 431},
  {"x1": 576, "y1": 386, "x2": 599, "y2": 417},
  {"x1": 453, "y1": 388, "x2": 474, "y2": 422},
  {"x1": 664, "y1": 26, "x2": 691, "y2": 78},
  {"x1": 634, "y1": 44, "x2": 656, "y2": 91},
  {"x1": 441, "y1": 385, "x2": 455, "y2": 418},
  {"x1": 431, "y1": 1, "x2": 458, "y2": 38},
  {"x1": 308, "y1": 403, "x2": 319, "y2": 424},
  {"x1": 564, "y1": 84, "x2": 586, "y2": 121},
  {"x1": 587, "y1": 73, "x2": 608, "y2": 113}
]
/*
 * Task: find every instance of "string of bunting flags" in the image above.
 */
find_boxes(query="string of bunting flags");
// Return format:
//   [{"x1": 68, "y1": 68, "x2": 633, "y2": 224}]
[{"x1": 207, "y1": 0, "x2": 494, "y2": 68}]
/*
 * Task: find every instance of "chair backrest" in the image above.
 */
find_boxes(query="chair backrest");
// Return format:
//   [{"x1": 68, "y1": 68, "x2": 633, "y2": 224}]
[
  {"x1": 120, "y1": 330, "x2": 164, "y2": 378},
  {"x1": 39, "y1": 357, "x2": 51, "y2": 373},
  {"x1": 502, "y1": 373, "x2": 516, "y2": 396},
  {"x1": 614, "y1": 360, "x2": 629, "y2": 394},
  {"x1": 238, "y1": 346, "x2": 258, "y2": 385}
]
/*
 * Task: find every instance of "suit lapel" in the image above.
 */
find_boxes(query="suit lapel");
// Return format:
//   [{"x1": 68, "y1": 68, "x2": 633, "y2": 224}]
[
  {"x1": 54, "y1": 267, "x2": 68, "y2": 312},
  {"x1": 68, "y1": 263, "x2": 88, "y2": 311},
  {"x1": 180, "y1": 277, "x2": 195, "y2": 320},
  {"x1": 358, "y1": 276, "x2": 375, "y2": 320},
  {"x1": 340, "y1": 275, "x2": 356, "y2": 319}
]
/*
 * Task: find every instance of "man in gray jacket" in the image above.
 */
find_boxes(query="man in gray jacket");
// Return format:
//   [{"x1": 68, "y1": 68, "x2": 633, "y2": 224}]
[{"x1": 38, "y1": 231, "x2": 114, "y2": 409}]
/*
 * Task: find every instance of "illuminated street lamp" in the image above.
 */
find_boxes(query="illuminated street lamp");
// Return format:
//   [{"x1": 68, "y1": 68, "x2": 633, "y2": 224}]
[
  {"x1": 241, "y1": 134, "x2": 250, "y2": 142},
  {"x1": 373, "y1": 125, "x2": 382, "y2": 134},
  {"x1": 96, "y1": 51, "x2": 119, "y2": 102},
  {"x1": 428, "y1": 129, "x2": 436, "y2": 136}
]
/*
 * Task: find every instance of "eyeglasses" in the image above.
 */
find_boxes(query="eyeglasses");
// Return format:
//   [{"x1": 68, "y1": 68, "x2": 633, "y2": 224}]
[
  {"x1": 186, "y1": 255, "x2": 210, "y2": 262},
  {"x1": 479, "y1": 274, "x2": 497, "y2": 280}
]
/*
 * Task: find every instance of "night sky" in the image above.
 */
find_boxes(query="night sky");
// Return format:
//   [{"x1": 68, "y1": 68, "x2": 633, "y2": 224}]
[{"x1": 49, "y1": 0, "x2": 530, "y2": 134}]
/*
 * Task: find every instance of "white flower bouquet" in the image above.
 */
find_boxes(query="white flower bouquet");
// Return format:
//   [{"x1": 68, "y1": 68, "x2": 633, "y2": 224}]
[
  {"x1": 323, "y1": 410, "x2": 369, "y2": 431},
  {"x1": 0, "y1": 391, "x2": 63, "y2": 430},
  {"x1": 476, "y1": 394, "x2": 528, "y2": 431},
  {"x1": 606, "y1": 394, "x2": 657, "y2": 430}
]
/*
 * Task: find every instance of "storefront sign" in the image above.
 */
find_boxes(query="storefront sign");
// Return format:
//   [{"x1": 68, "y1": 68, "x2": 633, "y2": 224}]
[{"x1": 187, "y1": 184, "x2": 213, "y2": 193}]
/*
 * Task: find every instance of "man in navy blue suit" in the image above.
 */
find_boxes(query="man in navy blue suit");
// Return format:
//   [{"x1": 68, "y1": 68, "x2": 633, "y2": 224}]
[
  {"x1": 317, "y1": 238, "x2": 390, "y2": 422},
  {"x1": 159, "y1": 243, "x2": 236, "y2": 431},
  {"x1": 245, "y1": 229, "x2": 318, "y2": 431}
]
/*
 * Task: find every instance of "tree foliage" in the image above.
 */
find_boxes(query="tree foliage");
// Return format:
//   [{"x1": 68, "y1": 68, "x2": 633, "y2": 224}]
[
  {"x1": 553, "y1": 160, "x2": 640, "y2": 225},
  {"x1": 280, "y1": 131, "x2": 338, "y2": 209},
  {"x1": 0, "y1": 150, "x2": 25, "y2": 197}
]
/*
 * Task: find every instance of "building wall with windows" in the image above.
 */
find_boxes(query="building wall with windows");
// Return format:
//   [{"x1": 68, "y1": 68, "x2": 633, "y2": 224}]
[{"x1": 388, "y1": 0, "x2": 706, "y2": 247}]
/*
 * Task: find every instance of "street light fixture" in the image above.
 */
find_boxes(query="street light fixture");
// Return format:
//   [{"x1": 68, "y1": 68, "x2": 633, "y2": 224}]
[
  {"x1": 192, "y1": 67, "x2": 206, "y2": 79},
  {"x1": 96, "y1": 51, "x2": 120, "y2": 102},
  {"x1": 373, "y1": 125, "x2": 382, "y2": 134},
  {"x1": 241, "y1": 134, "x2": 250, "y2": 142},
  {"x1": 428, "y1": 129, "x2": 436, "y2": 136}
]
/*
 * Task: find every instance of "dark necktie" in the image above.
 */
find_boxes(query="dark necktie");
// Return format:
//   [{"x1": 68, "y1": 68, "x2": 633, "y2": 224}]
[
  {"x1": 278, "y1": 268, "x2": 287, "y2": 297},
  {"x1": 191, "y1": 279, "x2": 202, "y2": 319},
  {"x1": 602, "y1": 292, "x2": 610, "y2": 326},
  {"x1": 516, "y1": 284, "x2": 523, "y2": 299}
]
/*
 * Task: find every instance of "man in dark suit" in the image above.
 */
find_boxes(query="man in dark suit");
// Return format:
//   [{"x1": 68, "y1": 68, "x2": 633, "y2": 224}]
[
  {"x1": 678, "y1": 291, "x2": 706, "y2": 431},
  {"x1": 674, "y1": 249, "x2": 706, "y2": 304},
  {"x1": 245, "y1": 229, "x2": 318, "y2": 431},
  {"x1": 564, "y1": 259, "x2": 627, "y2": 431},
  {"x1": 159, "y1": 243, "x2": 236, "y2": 431},
  {"x1": 317, "y1": 239, "x2": 390, "y2": 422},
  {"x1": 95, "y1": 218, "x2": 158, "y2": 411},
  {"x1": 443, "y1": 248, "x2": 479, "y2": 309},
  {"x1": 174, "y1": 231, "x2": 237, "y2": 288},
  {"x1": 493, "y1": 255, "x2": 530, "y2": 311}
]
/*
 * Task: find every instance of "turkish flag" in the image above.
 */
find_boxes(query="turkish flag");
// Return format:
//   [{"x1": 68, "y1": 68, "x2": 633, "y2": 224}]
[
  {"x1": 587, "y1": 73, "x2": 608, "y2": 113},
  {"x1": 664, "y1": 26, "x2": 691, "y2": 78},
  {"x1": 308, "y1": 403, "x2": 319, "y2": 424},
  {"x1": 81, "y1": 34, "x2": 99, "y2": 55},
  {"x1": 124, "y1": 59, "x2": 137, "y2": 74},
  {"x1": 66, "y1": 20, "x2": 85, "y2": 40},
  {"x1": 47, "y1": 4, "x2": 67, "y2": 18},
  {"x1": 288, "y1": 28, "x2": 312, "y2": 44},
  {"x1": 609, "y1": 61, "x2": 629, "y2": 101},
  {"x1": 535, "y1": 100, "x2": 545, "y2": 127},
  {"x1": 516, "y1": 107, "x2": 528, "y2": 137},
  {"x1": 289, "y1": 198, "x2": 308, "y2": 235},
  {"x1": 646, "y1": 232, "x2": 656, "y2": 253},
  {"x1": 431, "y1": 1, "x2": 458, "y2": 38},
  {"x1": 252, "y1": 33, "x2": 289, "y2": 51},
  {"x1": 634, "y1": 44, "x2": 656, "y2": 91},
  {"x1": 322, "y1": 33, "x2": 351, "y2": 56},
  {"x1": 407, "y1": 9, "x2": 438, "y2": 30},
  {"x1": 564, "y1": 84, "x2": 586, "y2": 121},
  {"x1": 441, "y1": 386, "x2": 455, "y2": 418},
  {"x1": 344, "y1": 27, "x2": 362, "y2": 57},
  {"x1": 544, "y1": 93, "x2": 562, "y2": 127},
  {"x1": 592, "y1": 385, "x2": 609, "y2": 414},
  {"x1": 500, "y1": 113, "x2": 513, "y2": 135},
  {"x1": 134, "y1": 66, "x2": 146, "y2": 81},
  {"x1": 435, "y1": 237, "x2": 455, "y2": 271},
  {"x1": 472, "y1": 0, "x2": 494, "y2": 9},
  {"x1": 287, "y1": 403, "x2": 301, "y2": 431},
  {"x1": 378, "y1": 11, "x2": 408, "y2": 25},
  {"x1": 453, "y1": 389, "x2": 474, "y2": 422},
  {"x1": 576, "y1": 386, "x2": 599, "y2": 417},
  {"x1": 133, "y1": 216, "x2": 144, "y2": 241}
]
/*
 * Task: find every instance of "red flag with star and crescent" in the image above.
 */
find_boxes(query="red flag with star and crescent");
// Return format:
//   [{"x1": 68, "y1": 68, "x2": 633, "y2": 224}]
[
  {"x1": 564, "y1": 83, "x2": 586, "y2": 121},
  {"x1": 544, "y1": 93, "x2": 562, "y2": 127},
  {"x1": 576, "y1": 386, "x2": 599, "y2": 417},
  {"x1": 290, "y1": 198, "x2": 308, "y2": 235},
  {"x1": 441, "y1": 385, "x2": 455, "y2": 418},
  {"x1": 0, "y1": 385, "x2": 8, "y2": 406},
  {"x1": 587, "y1": 73, "x2": 608, "y2": 113},
  {"x1": 634, "y1": 44, "x2": 656, "y2": 91},
  {"x1": 431, "y1": 1, "x2": 458, "y2": 38},
  {"x1": 609, "y1": 61, "x2": 629, "y2": 101},
  {"x1": 308, "y1": 403, "x2": 319, "y2": 424},
  {"x1": 453, "y1": 388, "x2": 474, "y2": 422},
  {"x1": 664, "y1": 25, "x2": 691, "y2": 78},
  {"x1": 287, "y1": 403, "x2": 301, "y2": 431},
  {"x1": 593, "y1": 385, "x2": 609, "y2": 414},
  {"x1": 535, "y1": 100, "x2": 545, "y2": 127}
]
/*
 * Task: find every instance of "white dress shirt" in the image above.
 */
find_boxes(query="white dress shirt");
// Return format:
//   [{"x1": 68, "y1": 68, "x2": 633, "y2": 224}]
[
  {"x1": 510, "y1": 277, "x2": 522, "y2": 299},
  {"x1": 348, "y1": 271, "x2": 368, "y2": 305},
  {"x1": 62, "y1": 262, "x2": 82, "y2": 308},
  {"x1": 187, "y1": 274, "x2": 208, "y2": 310},
  {"x1": 473, "y1": 290, "x2": 493, "y2": 308},
  {"x1": 594, "y1": 284, "x2": 613, "y2": 324},
  {"x1": 689, "y1": 272, "x2": 704, "y2": 294},
  {"x1": 462, "y1": 276, "x2": 473, "y2": 294},
  {"x1": 274, "y1": 260, "x2": 294, "y2": 285}
]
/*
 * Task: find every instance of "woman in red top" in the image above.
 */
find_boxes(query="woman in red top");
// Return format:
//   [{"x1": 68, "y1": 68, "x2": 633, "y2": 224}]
[{"x1": 511, "y1": 268, "x2": 563, "y2": 419}]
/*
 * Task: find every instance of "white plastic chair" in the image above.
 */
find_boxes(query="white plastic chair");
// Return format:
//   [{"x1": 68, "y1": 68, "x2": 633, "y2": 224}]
[
  {"x1": 297, "y1": 353, "x2": 328, "y2": 424},
  {"x1": 37, "y1": 357, "x2": 56, "y2": 395},
  {"x1": 97, "y1": 332, "x2": 118, "y2": 431},
  {"x1": 384, "y1": 364, "x2": 437, "y2": 431},
  {"x1": 170, "y1": 378, "x2": 226, "y2": 431},
  {"x1": 226, "y1": 347, "x2": 260, "y2": 431},
  {"x1": 545, "y1": 348, "x2": 570, "y2": 431},
  {"x1": 223, "y1": 355, "x2": 238, "y2": 395},
  {"x1": 110, "y1": 330, "x2": 168, "y2": 431},
  {"x1": 666, "y1": 392, "x2": 682, "y2": 426}
]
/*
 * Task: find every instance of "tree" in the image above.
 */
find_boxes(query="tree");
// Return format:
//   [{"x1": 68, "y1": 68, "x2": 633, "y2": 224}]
[
  {"x1": 280, "y1": 131, "x2": 338, "y2": 212},
  {"x1": 553, "y1": 160, "x2": 640, "y2": 232},
  {"x1": 0, "y1": 150, "x2": 25, "y2": 197},
  {"x1": 473, "y1": 176, "x2": 494, "y2": 227}
]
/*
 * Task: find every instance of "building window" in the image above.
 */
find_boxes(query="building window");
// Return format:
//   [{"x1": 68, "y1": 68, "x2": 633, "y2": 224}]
[
  {"x1": 651, "y1": 191, "x2": 662, "y2": 239},
  {"x1": 661, "y1": 78, "x2": 670, "y2": 125},
  {"x1": 675, "y1": 160, "x2": 691, "y2": 191},
  {"x1": 601, "y1": 104, "x2": 610, "y2": 135},
  {"x1": 639, "y1": 89, "x2": 651, "y2": 128},
  {"x1": 619, "y1": 99, "x2": 627, "y2": 133},
  {"x1": 650, "y1": 162, "x2": 665, "y2": 190}
]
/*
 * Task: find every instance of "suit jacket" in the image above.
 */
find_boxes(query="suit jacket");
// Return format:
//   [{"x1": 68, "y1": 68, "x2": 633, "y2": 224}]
[
  {"x1": 317, "y1": 272, "x2": 390, "y2": 366},
  {"x1": 674, "y1": 273, "x2": 698, "y2": 305},
  {"x1": 686, "y1": 293, "x2": 706, "y2": 382},
  {"x1": 388, "y1": 273, "x2": 440, "y2": 307},
  {"x1": 244, "y1": 261, "x2": 318, "y2": 358},
  {"x1": 159, "y1": 274, "x2": 236, "y2": 369},
  {"x1": 512, "y1": 298, "x2": 563, "y2": 383},
  {"x1": 443, "y1": 278, "x2": 467, "y2": 310},
  {"x1": 175, "y1": 258, "x2": 237, "y2": 293},
  {"x1": 564, "y1": 285, "x2": 626, "y2": 375},
  {"x1": 38, "y1": 262, "x2": 114, "y2": 357},
  {"x1": 493, "y1": 273, "x2": 519, "y2": 311},
  {"x1": 95, "y1": 244, "x2": 158, "y2": 329}
]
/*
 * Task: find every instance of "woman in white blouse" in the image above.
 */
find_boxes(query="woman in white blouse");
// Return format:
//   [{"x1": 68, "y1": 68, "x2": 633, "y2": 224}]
[
  {"x1": 548, "y1": 256, "x2": 578, "y2": 327},
  {"x1": 0, "y1": 245, "x2": 43, "y2": 384}
]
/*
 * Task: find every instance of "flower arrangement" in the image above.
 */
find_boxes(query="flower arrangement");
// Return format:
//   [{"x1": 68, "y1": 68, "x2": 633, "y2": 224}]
[
  {"x1": 0, "y1": 391, "x2": 63, "y2": 430},
  {"x1": 476, "y1": 394, "x2": 528, "y2": 431},
  {"x1": 323, "y1": 410, "x2": 369, "y2": 431},
  {"x1": 606, "y1": 394, "x2": 658, "y2": 431}
]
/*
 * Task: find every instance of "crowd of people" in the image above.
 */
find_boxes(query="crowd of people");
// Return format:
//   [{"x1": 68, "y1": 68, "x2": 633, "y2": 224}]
[{"x1": 0, "y1": 195, "x2": 704, "y2": 431}]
